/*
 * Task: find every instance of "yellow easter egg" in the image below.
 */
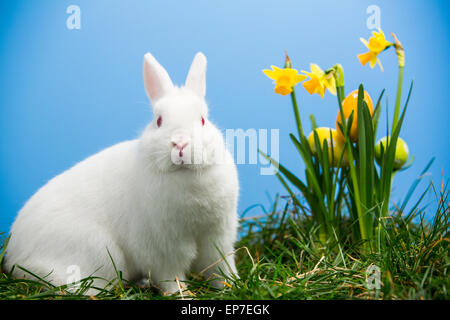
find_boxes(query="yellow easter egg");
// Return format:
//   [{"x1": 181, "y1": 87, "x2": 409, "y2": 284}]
[
  {"x1": 336, "y1": 89, "x2": 374, "y2": 142},
  {"x1": 307, "y1": 127, "x2": 349, "y2": 167},
  {"x1": 375, "y1": 136, "x2": 410, "y2": 170}
]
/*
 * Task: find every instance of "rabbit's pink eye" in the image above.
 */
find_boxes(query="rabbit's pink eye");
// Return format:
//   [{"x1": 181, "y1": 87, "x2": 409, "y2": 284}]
[
  {"x1": 157, "y1": 116, "x2": 162, "y2": 128},
  {"x1": 201, "y1": 116, "x2": 205, "y2": 126}
]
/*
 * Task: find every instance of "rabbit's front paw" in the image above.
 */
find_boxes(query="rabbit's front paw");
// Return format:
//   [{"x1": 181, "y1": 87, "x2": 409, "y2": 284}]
[
  {"x1": 157, "y1": 275, "x2": 188, "y2": 296},
  {"x1": 134, "y1": 277, "x2": 151, "y2": 288}
]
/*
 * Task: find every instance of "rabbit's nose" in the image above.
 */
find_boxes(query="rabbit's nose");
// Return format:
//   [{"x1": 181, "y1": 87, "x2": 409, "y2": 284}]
[
  {"x1": 172, "y1": 141, "x2": 189, "y2": 150},
  {"x1": 172, "y1": 142, "x2": 189, "y2": 158},
  {"x1": 171, "y1": 136, "x2": 190, "y2": 157}
]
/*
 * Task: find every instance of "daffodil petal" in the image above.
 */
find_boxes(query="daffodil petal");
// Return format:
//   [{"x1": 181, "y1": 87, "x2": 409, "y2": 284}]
[
  {"x1": 263, "y1": 69, "x2": 278, "y2": 80},
  {"x1": 318, "y1": 86, "x2": 325, "y2": 98},
  {"x1": 360, "y1": 38, "x2": 370, "y2": 49},
  {"x1": 310, "y1": 63, "x2": 324, "y2": 76},
  {"x1": 369, "y1": 56, "x2": 378, "y2": 68},
  {"x1": 292, "y1": 74, "x2": 307, "y2": 86},
  {"x1": 326, "y1": 82, "x2": 337, "y2": 95},
  {"x1": 271, "y1": 65, "x2": 283, "y2": 72},
  {"x1": 377, "y1": 58, "x2": 384, "y2": 72}
]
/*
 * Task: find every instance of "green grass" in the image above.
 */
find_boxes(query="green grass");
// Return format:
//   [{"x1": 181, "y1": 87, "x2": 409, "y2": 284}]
[{"x1": 0, "y1": 180, "x2": 448, "y2": 300}]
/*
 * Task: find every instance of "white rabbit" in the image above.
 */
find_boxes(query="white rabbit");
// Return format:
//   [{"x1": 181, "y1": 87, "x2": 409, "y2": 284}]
[{"x1": 4, "y1": 52, "x2": 239, "y2": 294}]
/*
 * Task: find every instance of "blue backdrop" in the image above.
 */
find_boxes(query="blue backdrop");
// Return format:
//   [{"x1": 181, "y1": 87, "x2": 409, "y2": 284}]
[{"x1": 1, "y1": 0, "x2": 449, "y2": 231}]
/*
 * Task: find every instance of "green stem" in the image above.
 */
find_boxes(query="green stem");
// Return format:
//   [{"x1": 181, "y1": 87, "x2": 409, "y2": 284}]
[
  {"x1": 379, "y1": 65, "x2": 404, "y2": 251},
  {"x1": 290, "y1": 87, "x2": 328, "y2": 243},
  {"x1": 290, "y1": 88, "x2": 304, "y2": 139},
  {"x1": 377, "y1": 171, "x2": 396, "y2": 252},
  {"x1": 392, "y1": 66, "x2": 404, "y2": 131}
]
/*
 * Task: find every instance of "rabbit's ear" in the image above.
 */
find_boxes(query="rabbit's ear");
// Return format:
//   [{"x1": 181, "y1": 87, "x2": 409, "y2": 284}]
[
  {"x1": 185, "y1": 52, "x2": 207, "y2": 97},
  {"x1": 143, "y1": 53, "x2": 174, "y2": 104}
]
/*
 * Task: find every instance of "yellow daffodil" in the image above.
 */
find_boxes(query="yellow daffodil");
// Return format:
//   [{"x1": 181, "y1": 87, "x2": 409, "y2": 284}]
[
  {"x1": 263, "y1": 66, "x2": 306, "y2": 96},
  {"x1": 301, "y1": 64, "x2": 336, "y2": 98},
  {"x1": 358, "y1": 29, "x2": 393, "y2": 71}
]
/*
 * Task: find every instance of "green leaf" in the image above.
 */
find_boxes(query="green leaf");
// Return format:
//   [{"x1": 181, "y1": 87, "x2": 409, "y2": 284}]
[
  {"x1": 380, "y1": 81, "x2": 414, "y2": 217},
  {"x1": 400, "y1": 157, "x2": 435, "y2": 212},
  {"x1": 372, "y1": 89, "x2": 385, "y2": 135}
]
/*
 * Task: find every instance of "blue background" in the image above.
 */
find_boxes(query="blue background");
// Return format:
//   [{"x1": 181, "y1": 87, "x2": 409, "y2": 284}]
[{"x1": 1, "y1": 0, "x2": 449, "y2": 231}]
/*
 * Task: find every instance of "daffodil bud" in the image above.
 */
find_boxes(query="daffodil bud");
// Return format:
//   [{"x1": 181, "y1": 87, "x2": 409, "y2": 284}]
[
  {"x1": 284, "y1": 52, "x2": 292, "y2": 69},
  {"x1": 374, "y1": 136, "x2": 409, "y2": 170},
  {"x1": 391, "y1": 32, "x2": 405, "y2": 68},
  {"x1": 333, "y1": 64, "x2": 345, "y2": 88}
]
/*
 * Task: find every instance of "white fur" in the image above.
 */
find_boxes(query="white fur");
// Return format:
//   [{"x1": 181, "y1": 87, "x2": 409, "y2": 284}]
[{"x1": 4, "y1": 52, "x2": 239, "y2": 294}]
